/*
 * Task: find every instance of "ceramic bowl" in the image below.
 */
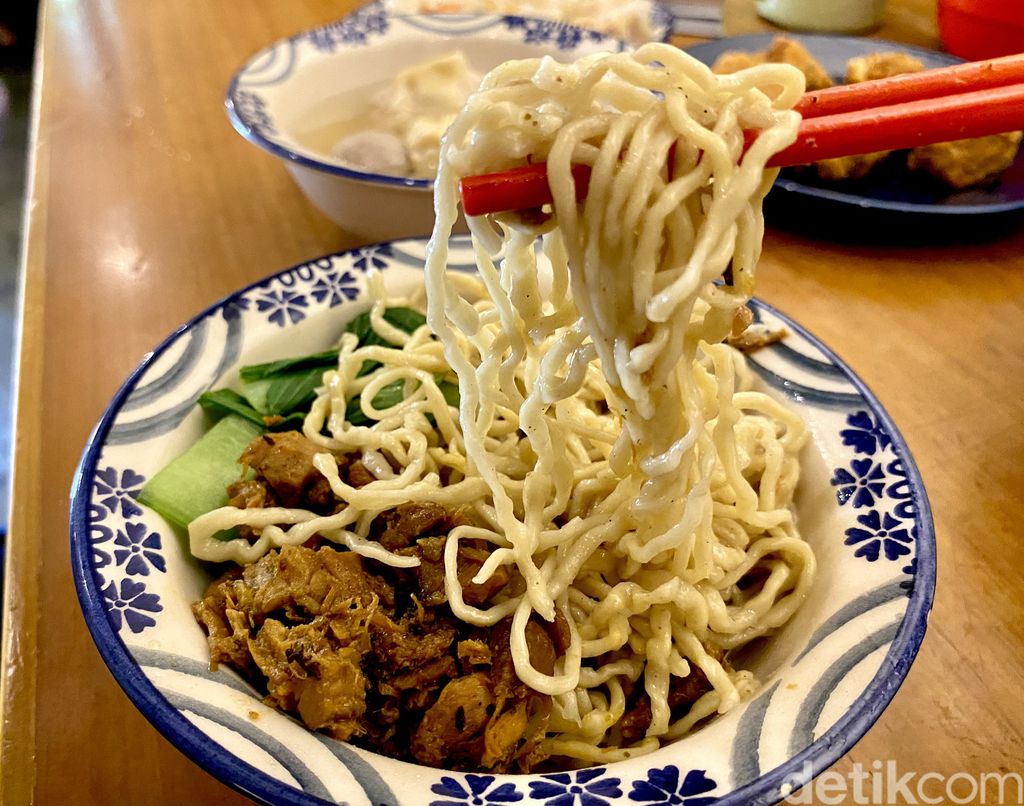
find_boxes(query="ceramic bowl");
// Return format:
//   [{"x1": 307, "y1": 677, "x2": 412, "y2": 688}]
[
  {"x1": 226, "y1": 11, "x2": 624, "y2": 242},
  {"x1": 372, "y1": 0, "x2": 677, "y2": 42},
  {"x1": 72, "y1": 236, "x2": 935, "y2": 806}
]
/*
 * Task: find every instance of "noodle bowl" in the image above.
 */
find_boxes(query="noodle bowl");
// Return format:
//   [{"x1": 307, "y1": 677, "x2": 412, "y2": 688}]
[
  {"x1": 189, "y1": 44, "x2": 816, "y2": 764},
  {"x1": 385, "y1": 0, "x2": 664, "y2": 43}
]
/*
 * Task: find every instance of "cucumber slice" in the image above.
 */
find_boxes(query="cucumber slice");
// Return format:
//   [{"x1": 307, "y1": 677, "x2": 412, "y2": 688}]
[{"x1": 137, "y1": 414, "x2": 264, "y2": 530}]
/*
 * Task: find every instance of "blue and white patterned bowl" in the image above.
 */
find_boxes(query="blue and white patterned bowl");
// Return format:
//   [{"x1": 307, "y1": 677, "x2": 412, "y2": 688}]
[
  {"x1": 369, "y1": 0, "x2": 678, "y2": 43},
  {"x1": 71, "y1": 236, "x2": 935, "y2": 806},
  {"x1": 226, "y1": 11, "x2": 624, "y2": 241}
]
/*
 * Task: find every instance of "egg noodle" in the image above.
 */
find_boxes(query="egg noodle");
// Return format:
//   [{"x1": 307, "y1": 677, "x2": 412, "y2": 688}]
[{"x1": 190, "y1": 44, "x2": 816, "y2": 762}]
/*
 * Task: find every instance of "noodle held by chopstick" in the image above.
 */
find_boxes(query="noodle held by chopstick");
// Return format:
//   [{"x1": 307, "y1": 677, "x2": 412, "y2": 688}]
[
  {"x1": 424, "y1": 45, "x2": 814, "y2": 759},
  {"x1": 189, "y1": 45, "x2": 815, "y2": 764}
]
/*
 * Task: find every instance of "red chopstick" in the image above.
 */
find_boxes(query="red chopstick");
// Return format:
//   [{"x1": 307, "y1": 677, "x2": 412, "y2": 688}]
[
  {"x1": 460, "y1": 55, "x2": 1024, "y2": 217},
  {"x1": 794, "y1": 52, "x2": 1024, "y2": 119},
  {"x1": 767, "y1": 82, "x2": 1024, "y2": 168}
]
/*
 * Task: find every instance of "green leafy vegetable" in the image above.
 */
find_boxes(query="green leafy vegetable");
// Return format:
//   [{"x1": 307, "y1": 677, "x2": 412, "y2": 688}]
[
  {"x1": 345, "y1": 380, "x2": 407, "y2": 426},
  {"x1": 198, "y1": 389, "x2": 266, "y2": 427},
  {"x1": 237, "y1": 377, "x2": 269, "y2": 414},
  {"x1": 140, "y1": 307, "x2": 438, "y2": 532},
  {"x1": 137, "y1": 415, "x2": 265, "y2": 530},
  {"x1": 345, "y1": 306, "x2": 428, "y2": 376},
  {"x1": 240, "y1": 368, "x2": 326, "y2": 417},
  {"x1": 439, "y1": 379, "x2": 460, "y2": 408},
  {"x1": 345, "y1": 376, "x2": 461, "y2": 427},
  {"x1": 223, "y1": 307, "x2": 430, "y2": 416},
  {"x1": 199, "y1": 388, "x2": 306, "y2": 430},
  {"x1": 345, "y1": 306, "x2": 427, "y2": 348},
  {"x1": 238, "y1": 350, "x2": 339, "y2": 383}
]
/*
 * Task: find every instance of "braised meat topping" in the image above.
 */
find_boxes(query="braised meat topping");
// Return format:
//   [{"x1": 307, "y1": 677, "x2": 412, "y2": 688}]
[
  {"x1": 238, "y1": 431, "x2": 335, "y2": 511},
  {"x1": 194, "y1": 542, "x2": 555, "y2": 771},
  {"x1": 195, "y1": 433, "x2": 714, "y2": 771},
  {"x1": 195, "y1": 435, "x2": 561, "y2": 774},
  {"x1": 616, "y1": 664, "x2": 715, "y2": 744}
]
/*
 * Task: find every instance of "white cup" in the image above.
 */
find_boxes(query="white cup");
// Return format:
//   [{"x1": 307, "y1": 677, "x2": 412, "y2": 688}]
[{"x1": 756, "y1": 0, "x2": 886, "y2": 33}]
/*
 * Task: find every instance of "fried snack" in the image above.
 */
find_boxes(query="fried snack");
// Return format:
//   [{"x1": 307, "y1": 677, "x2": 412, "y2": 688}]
[
  {"x1": 711, "y1": 38, "x2": 872, "y2": 181},
  {"x1": 842, "y1": 53, "x2": 1022, "y2": 189},
  {"x1": 712, "y1": 37, "x2": 831, "y2": 91},
  {"x1": 908, "y1": 132, "x2": 1024, "y2": 189},
  {"x1": 813, "y1": 52, "x2": 927, "y2": 182},
  {"x1": 814, "y1": 153, "x2": 889, "y2": 182},
  {"x1": 845, "y1": 52, "x2": 926, "y2": 83},
  {"x1": 712, "y1": 43, "x2": 1022, "y2": 189},
  {"x1": 765, "y1": 37, "x2": 834, "y2": 91},
  {"x1": 710, "y1": 50, "x2": 765, "y2": 75}
]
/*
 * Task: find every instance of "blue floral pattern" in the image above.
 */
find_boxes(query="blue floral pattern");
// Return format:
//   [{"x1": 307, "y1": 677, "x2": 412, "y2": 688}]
[
  {"x1": 831, "y1": 459, "x2": 886, "y2": 508},
  {"x1": 529, "y1": 769, "x2": 622, "y2": 806},
  {"x1": 310, "y1": 270, "x2": 360, "y2": 308},
  {"x1": 232, "y1": 90, "x2": 277, "y2": 136},
  {"x1": 256, "y1": 289, "x2": 309, "y2": 327},
  {"x1": 303, "y1": 6, "x2": 389, "y2": 50},
  {"x1": 102, "y1": 578, "x2": 163, "y2": 634},
  {"x1": 844, "y1": 510, "x2": 913, "y2": 562},
  {"x1": 629, "y1": 766, "x2": 718, "y2": 804},
  {"x1": 352, "y1": 243, "x2": 393, "y2": 272},
  {"x1": 830, "y1": 409, "x2": 919, "y2": 572},
  {"x1": 113, "y1": 521, "x2": 167, "y2": 575},
  {"x1": 94, "y1": 466, "x2": 145, "y2": 518},
  {"x1": 840, "y1": 410, "x2": 891, "y2": 456},
  {"x1": 91, "y1": 466, "x2": 165, "y2": 634},
  {"x1": 431, "y1": 774, "x2": 523, "y2": 806},
  {"x1": 504, "y1": 16, "x2": 608, "y2": 50}
]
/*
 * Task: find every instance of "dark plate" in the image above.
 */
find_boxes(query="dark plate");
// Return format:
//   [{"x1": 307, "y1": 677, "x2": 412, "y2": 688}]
[{"x1": 685, "y1": 34, "x2": 1024, "y2": 240}]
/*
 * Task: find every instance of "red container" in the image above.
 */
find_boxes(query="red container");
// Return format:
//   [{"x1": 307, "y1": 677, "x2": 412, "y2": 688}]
[{"x1": 938, "y1": 0, "x2": 1024, "y2": 60}]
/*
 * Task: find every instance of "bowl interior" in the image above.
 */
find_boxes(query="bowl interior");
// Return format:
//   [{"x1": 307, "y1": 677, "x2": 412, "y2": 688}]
[
  {"x1": 287, "y1": 34, "x2": 573, "y2": 166},
  {"x1": 228, "y1": 13, "x2": 623, "y2": 180},
  {"x1": 72, "y1": 237, "x2": 934, "y2": 806}
]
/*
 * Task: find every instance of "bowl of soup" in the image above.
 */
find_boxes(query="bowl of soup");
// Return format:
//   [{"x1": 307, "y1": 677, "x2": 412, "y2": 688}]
[{"x1": 226, "y1": 8, "x2": 625, "y2": 241}]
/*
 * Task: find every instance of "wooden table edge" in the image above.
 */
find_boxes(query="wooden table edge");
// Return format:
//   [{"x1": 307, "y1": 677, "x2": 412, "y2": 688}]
[{"x1": 1, "y1": 6, "x2": 50, "y2": 800}]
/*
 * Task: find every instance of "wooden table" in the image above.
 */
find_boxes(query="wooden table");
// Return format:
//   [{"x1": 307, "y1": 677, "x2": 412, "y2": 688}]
[{"x1": 3, "y1": 0, "x2": 1022, "y2": 803}]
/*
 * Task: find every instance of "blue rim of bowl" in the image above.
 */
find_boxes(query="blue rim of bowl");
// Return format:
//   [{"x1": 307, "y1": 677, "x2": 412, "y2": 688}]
[
  {"x1": 685, "y1": 33, "x2": 1024, "y2": 216},
  {"x1": 224, "y1": 12, "x2": 629, "y2": 191},
  {"x1": 71, "y1": 236, "x2": 936, "y2": 806}
]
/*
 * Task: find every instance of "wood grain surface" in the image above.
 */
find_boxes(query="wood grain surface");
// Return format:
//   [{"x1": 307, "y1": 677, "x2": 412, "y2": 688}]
[{"x1": 2, "y1": 0, "x2": 1022, "y2": 803}]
